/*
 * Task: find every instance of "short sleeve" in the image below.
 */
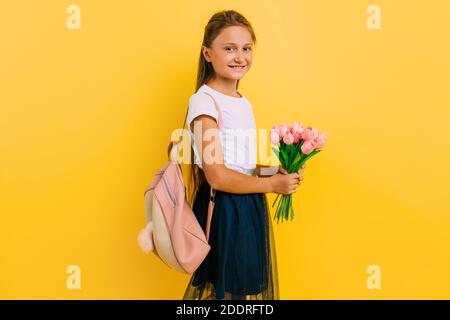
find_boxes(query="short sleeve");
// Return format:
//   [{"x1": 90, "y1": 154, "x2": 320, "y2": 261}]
[{"x1": 187, "y1": 93, "x2": 219, "y2": 130}]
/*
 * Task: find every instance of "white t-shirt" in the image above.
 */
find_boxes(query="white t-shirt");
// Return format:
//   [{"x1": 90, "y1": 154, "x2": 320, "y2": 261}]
[{"x1": 187, "y1": 84, "x2": 257, "y2": 176}]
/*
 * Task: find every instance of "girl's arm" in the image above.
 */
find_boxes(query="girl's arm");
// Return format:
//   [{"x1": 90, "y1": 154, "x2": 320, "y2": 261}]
[{"x1": 191, "y1": 115, "x2": 275, "y2": 194}]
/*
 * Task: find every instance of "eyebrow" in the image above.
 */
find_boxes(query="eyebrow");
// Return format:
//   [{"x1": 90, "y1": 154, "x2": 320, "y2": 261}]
[{"x1": 222, "y1": 42, "x2": 253, "y2": 46}]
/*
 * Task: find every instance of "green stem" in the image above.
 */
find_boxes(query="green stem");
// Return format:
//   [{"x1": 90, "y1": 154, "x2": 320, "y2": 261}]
[
  {"x1": 280, "y1": 195, "x2": 287, "y2": 223},
  {"x1": 272, "y1": 193, "x2": 280, "y2": 208},
  {"x1": 287, "y1": 195, "x2": 291, "y2": 221},
  {"x1": 292, "y1": 197, "x2": 296, "y2": 220},
  {"x1": 274, "y1": 194, "x2": 283, "y2": 222},
  {"x1": 286, "y1": 195, "x2": 292, "y2": 221}
]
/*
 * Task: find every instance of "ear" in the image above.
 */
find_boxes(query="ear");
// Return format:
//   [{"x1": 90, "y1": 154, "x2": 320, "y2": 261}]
[{"x1": 202, "y1": 45, "x2": 211, "y2": 62}]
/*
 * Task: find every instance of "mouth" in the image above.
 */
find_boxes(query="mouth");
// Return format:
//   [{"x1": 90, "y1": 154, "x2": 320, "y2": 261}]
[{"x1": 229, "y1": 65, "x2": 247, "y2": 71}]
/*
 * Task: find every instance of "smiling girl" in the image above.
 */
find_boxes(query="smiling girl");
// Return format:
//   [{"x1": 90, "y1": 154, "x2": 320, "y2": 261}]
[{"x1": 182, "y1": 10, "x2": 305, "y2": 300}]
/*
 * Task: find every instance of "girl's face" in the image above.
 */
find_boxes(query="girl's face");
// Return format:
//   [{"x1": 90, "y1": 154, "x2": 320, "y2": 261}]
[{"x1": 202, "y1": 26, "x2": 253, "y2": 81}]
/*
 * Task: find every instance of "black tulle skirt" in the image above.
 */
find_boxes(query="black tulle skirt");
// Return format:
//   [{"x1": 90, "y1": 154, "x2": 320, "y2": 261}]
[{"x1": 183, "y1": 179, "x2": 280, "y2": 300}]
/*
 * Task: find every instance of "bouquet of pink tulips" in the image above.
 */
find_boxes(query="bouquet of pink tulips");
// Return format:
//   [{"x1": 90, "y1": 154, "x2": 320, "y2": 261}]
[{"x1": 270, "y1": 122, "x2": 327, "y2": 223}]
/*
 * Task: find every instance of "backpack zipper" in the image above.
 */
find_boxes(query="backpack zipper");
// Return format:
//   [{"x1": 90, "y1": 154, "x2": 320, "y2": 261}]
[{"x1": 161, "y1": 175, "x2": 176, "y2": 207}]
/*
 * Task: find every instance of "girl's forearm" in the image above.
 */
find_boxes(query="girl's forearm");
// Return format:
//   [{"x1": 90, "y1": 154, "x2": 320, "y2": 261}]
[{"x1": 211, "y1": 166, "x2": 273, "y2": 194}]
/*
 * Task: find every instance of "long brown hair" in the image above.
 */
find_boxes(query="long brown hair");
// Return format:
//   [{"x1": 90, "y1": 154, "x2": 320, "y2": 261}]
[{"x1": 185, "y1": 10, "x2": 257, "y2": 206}]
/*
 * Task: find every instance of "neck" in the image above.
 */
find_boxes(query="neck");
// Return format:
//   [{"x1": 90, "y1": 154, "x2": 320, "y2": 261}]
[{"x1": 206, "y1": 77, "x2": 241, "y2": 98}]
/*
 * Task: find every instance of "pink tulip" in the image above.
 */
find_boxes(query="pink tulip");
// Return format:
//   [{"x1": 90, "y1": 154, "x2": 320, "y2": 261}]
[
  {"x1": 291, "y1": 122, "x2": 303, "y2": 136},
  {"x1": 271, "y1": 125, "x2": 280, "y2": 135},
  {"x1": 279, "y1": 124, "x2": 289, "y2": 138},
  {"x1": 270, "y1": 124, "x2": 281, "y2": 144},
  {"x1": 301, "y1": 130, "x2": 327, "y2": 154},
  {"x1": 301, "y1": 140, "x2": 315, "y2": 154},
  {"x1": 293, "y1": 132, "x2": 302, "y2": 144},
  {"x1": 270, "y1": 131, "x2": 281, "y2": 144},
  {"x1": 283, "y1": 132, "x2": 294, "y2": 145},
  {"x1": 315, "y1": 132, "x2": 327, "y2": 149},
  {"x1": 301, "y1": 127, "x2": 315, "y2": 141}
]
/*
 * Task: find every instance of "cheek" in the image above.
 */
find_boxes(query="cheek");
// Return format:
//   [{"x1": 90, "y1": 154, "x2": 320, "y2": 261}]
[{"x1": 221, "y1": 58, "x2": 233, "y2": 67}]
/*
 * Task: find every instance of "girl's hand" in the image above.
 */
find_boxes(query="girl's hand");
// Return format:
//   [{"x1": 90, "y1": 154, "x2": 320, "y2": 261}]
[
  {"x1": 269, "y1": 172, "x2": 301, "y2": 195},
  {"x1": 278, "y1": 163, "x2": 306, "y2": 184}
]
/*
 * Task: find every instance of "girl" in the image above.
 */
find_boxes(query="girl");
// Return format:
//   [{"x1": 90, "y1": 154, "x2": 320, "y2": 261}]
[{"x1": 182, "y1": 10, "x2": 305, "y2": 300}]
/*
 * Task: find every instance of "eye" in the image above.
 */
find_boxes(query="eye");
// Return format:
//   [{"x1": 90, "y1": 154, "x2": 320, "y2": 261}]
[{"x1": 225, "y1": 47, "x2": 252, "y2": 52}]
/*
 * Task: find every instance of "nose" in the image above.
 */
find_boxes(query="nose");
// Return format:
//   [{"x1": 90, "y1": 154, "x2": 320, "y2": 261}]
[{"x1": 234, "y1": 49, "x2": 245, "y2": 63}]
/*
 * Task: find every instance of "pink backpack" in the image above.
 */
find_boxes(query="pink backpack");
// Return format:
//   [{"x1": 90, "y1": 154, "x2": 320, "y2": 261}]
[{"x1": 138, "y1": 92, "x2": 222, "y2": 274}]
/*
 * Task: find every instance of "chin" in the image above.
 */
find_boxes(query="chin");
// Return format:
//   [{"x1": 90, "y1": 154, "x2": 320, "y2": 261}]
[{"x1": 229, "y1": 73, "x2": 246, "y2": 80}]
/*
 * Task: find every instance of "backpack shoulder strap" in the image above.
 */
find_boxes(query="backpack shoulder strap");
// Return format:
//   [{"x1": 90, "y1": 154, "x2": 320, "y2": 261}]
[
  {"x1": 200, "y1": 92, "x2": 223, "y2": 241},
  {"x1": 202, "y1": 91, "x2": 222, "y2": 129},
  {"x1": 164, "y1": 90, "x2": 224, "y2": 242}
]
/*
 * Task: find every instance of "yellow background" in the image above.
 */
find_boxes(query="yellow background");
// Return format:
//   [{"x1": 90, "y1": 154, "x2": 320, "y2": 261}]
[{"x1": 1, "y1": 0, "x2": 449, "y2": 299}]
